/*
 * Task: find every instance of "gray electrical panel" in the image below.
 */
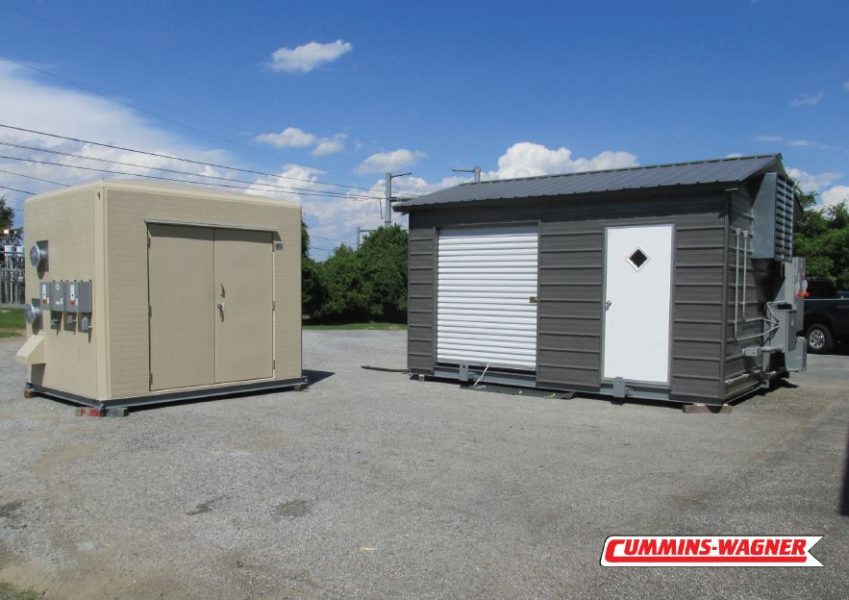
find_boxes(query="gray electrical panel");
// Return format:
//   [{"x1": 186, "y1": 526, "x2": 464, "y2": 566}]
[
  {"x1": 50, "y1": 281, "x2": 65, "y2": 312},
  {"x1": 63, "y1": 281, "x2": 92, "y2": 313},
  {"x1": 39, "y1": 282, "x2": 51, "y2": 307}
]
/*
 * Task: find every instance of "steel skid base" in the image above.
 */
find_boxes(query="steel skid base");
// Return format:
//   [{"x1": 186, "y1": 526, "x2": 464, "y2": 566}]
[
  {"x1": 24, "y1": 376, "x2": 310, "y2": 414},
  {"x1": 418, "y1": 365, "x2": 739, "y2": 407}
]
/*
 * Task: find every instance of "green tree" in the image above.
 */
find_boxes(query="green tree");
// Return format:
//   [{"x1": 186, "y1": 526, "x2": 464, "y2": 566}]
[
  {"x1": 794, "y1": 188, "x2": 849, "y2": 289},
  {"x1": 0, "y1": 196, "x2": 13, "y2": 231},
  {"x1": 300, "y1": 219, "x2": 329, "y2": 319},
  {"x1": 301, "y1": 219, "x2": 310, "y2": 258},
  {"x1": 356, "y1": 225, "x2": 408, "y2": 321},
  {"x1": 318, "y1": 244, "x2": 370, "y2": 321},
  {"x1": 300, "y1": 223, "x2": 409, "y2": 323}
]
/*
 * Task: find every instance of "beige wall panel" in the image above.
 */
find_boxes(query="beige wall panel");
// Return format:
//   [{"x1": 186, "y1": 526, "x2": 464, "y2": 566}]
[
  {"x1": 22, "y1": 189, "x2": 103, "y2": 399},
  {"x1": 214, "y1": 228, "x2": 273, "y2": 383},
  {"x1": 104, "y1": 183, "x2": 301, "y2": 399},
  {"x1": 148, "y1": 224, "x2": 216, "y2": 391}
]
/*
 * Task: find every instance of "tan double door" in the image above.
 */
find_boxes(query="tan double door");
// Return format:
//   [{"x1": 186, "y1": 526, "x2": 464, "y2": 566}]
[{"x1": 148, "y1": 224, "x2": 273, "y2": 391}]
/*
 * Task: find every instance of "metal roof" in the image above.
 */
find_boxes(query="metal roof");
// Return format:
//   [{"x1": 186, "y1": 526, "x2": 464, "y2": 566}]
[{"x1": 395, "y1": 154, "x2": 785, "y2": 211}]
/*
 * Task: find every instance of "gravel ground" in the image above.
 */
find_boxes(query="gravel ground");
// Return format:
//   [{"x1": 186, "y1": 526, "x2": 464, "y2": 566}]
[{"x1": 0, "y1": 331, "x2": 847, "y2": 599}]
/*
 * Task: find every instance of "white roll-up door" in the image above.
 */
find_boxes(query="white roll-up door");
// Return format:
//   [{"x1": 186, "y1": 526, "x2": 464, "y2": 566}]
[{"x1": 437, "y1": 225, "x2": 539, "y2": 371}]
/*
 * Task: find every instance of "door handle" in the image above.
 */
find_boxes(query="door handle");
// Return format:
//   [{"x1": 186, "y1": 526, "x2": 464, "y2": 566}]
[
  {"x1": 217, "y1": 303, "x2": 224, "y2": 321},
  {"x1": 220, "y1": 283, "x2": 225, "y2": 298},
  {"x1": 604, "y1": 300, "x2": 613, "y2": 310}
]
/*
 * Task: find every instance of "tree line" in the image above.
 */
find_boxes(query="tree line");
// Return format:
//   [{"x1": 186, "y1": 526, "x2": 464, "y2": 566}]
[
  {"x1": 302, "y1": 223, "x2": 408, "y2": 323},
  {"x1": 795, "y1": 192, "x2": 849, "y2": 289}
]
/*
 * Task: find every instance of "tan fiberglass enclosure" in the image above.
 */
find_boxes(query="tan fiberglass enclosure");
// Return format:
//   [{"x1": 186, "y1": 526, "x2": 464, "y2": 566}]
[{"x1": 16, "y1": 180, "x2": 305, "y2": 408}]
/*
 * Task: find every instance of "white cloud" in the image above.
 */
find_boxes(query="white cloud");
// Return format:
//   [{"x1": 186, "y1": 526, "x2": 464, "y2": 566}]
[
  {"x1": 269, "y1": 40, "x2": 352, "y2": 73},
  {"x1": 355, "y1": 148, "x2": 425, "y2": 174},
  {"x1": 244, "y1": 163, "x2": 323, "y2": 203},
  {"x1": 486, "y1": 142, "x2": 638, "y2": 179},
  {"x1": 254, "y1": 127, "x2": 316, "y2": 148},
  {"x1": 725, "y1": 153, "x2": 743, "y2": 158},
  {"x1": 755, "y1": 134, "x2": 844, "y2": 151},
  {"x1": 0, "y1": 58, "x2": 233, "y2": 221},
  {"x1": 822, "y1": 186, "x2": 849, "y2": 208},
  {"x1": 312, "y1": 133, "x2": 347, "y2": 156},
  {"x1": 787, "y1": 167, "x2": 848, "y2": 210},
  {"x1": 787, "y1": 168, "x2": 841, "y2": 193},
  {"x1": 843, "y1": 81, "x2": 849, "y2": 92},
  {"x1": 255, "y1": 127, "x2": 347, "y2": 156},
  {"x1": 790, "y1": 91, "x2": 823, "y2": 107}
]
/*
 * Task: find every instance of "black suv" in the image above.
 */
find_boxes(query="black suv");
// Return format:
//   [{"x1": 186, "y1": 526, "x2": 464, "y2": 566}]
[{"x1": 804, "y1": 278, "x2": 849, "y2": 352}]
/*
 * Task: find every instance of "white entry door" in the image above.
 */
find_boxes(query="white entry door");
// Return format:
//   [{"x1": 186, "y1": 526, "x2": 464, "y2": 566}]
[
  {"x1": 602, "y1": 224, "x2": 674, "y2": 383},
  {"x1": 437, "y1": 225, "x2": 539, "y2": 371}
]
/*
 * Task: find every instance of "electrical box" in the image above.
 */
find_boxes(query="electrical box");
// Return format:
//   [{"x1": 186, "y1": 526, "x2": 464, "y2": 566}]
[
  {"x1": 39, "y1": 282, "x2": 51, "y2": 306},
  {"x1": 63, "y1": 280, "x2": 92, "y2": 313},
  {"x1": 50, "y1": 281, "x2": 65, "y2": 312}
]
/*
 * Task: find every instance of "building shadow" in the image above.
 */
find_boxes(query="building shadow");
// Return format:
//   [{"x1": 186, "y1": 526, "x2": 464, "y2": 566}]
[
  {"x1": 840, "y1": 423, "x2": 849, "y2": 516},
  {"x1": 303, "y1": 369, "x2": 334, "y2": 385}
]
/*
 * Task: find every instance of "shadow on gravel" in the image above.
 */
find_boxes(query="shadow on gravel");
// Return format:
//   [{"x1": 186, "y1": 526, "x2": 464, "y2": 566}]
[
  {"x1": 840, "y1": 423, "x2": 849, "y2": 517},
  {"x1": 303, "y1": 369, "x2": 334, "y2": 385}
]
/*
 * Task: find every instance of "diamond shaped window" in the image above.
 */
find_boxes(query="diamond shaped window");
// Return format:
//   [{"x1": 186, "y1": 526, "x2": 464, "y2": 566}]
[{"x1": 628, "y1": 248, "x2": 649, "y2": 270}]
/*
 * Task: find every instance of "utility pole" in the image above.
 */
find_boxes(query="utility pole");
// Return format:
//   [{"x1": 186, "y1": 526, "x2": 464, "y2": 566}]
[
  {"x1": 384, "y1": 171, "x2": 411, "y2": 227},
  {"x1": 452, "y1": 166, "x2": 482, "y2": 183}
]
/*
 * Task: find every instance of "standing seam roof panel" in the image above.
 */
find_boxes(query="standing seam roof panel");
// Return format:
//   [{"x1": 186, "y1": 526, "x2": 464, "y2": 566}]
[{"x1": 395, "y1": 154, "x2": 783, "y2": 209}]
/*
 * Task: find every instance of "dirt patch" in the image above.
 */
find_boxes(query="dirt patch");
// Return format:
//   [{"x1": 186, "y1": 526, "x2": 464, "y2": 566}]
[
  {"x1": 0, "y1": 503, "x2": 22, "y2": 520},
  {"x1": 32, "y1": 444, "x2": 97, "y2": 478},
  {"x1": 186, "y1": 496, "x2": 227, "y2": 516},
  {"x1": 273, "y1": 499, "x2": 311, "y2": 518}
]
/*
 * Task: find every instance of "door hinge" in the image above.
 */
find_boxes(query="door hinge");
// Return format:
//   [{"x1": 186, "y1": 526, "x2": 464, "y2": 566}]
[
  {"x1": 273, "y1": 359, "x2": 276, "y2": 370},
  {"x1": 149, "y1": 372, "x2": 153, "y2": 386},
  {"x1": 148, "y1": 305, "x2": 152, "y2": 317},
  {"x1": 147, "y1": 231, "x2": 151, "y2": 248},
  {"x1": 272, "y1": 300, "x2": 276, "y2": 311}
]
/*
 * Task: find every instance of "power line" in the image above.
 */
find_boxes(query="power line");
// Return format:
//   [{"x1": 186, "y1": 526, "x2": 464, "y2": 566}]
[
  {"x1": 0, "y1": 122, "x2": 379, "y2": 195},
  {"x1": 0, "y1": 184, "x2": 36, "y2": 195},
  {"x1": 4, "y1": 58, "x2": 381, "y2": 192},
  {"x1": 0, "y1": 153, "x2": 385, "y2": 201},
  {"x1": 311, "y1": 234, "x2": 349, "y2": 244},
  {"x1": 0, "y1": 141, "x2": 379, "y2": 200},
  {"x1": 0, "y1": 167, "x2": 69, "y2": 187},
  {"x1": 0, "y1": 5, "x2": 380, "y2": 190}
]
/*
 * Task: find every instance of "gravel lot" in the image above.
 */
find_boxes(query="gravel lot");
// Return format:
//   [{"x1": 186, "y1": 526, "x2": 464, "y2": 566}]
[{"x1": 0, "y1": 331, "x2": 847, "y2": 599}]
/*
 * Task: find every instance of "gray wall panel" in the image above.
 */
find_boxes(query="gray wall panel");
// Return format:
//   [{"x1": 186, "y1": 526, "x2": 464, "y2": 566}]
[
  {"x1": 408, "y1": 192, "x2": 729, "y2": 400},
  {"x1": 407, "y1": 218, "x2": 435, "y2": 373}
]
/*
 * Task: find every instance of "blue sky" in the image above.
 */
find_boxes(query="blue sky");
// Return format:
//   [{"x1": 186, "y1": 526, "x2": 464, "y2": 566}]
[{"x1": 0, "y1": 0, "x2": 846, "y2": 256}]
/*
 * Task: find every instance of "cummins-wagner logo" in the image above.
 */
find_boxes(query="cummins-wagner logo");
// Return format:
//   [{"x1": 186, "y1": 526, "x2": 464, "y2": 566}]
[{"x1": 600, "y1": 535, "x2": 822, "y2": 567}]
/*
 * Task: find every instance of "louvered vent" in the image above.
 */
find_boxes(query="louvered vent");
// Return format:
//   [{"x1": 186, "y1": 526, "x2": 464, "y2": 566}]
[
  {"x1": 752, "y1": 172, "x2": 795, "y2": 262},
  {"x1": 774, "y1": 175, "x2": 794, "y2": 262}
]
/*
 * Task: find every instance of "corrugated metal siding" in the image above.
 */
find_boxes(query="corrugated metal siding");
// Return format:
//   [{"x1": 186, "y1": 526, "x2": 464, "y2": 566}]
[
  {"x1": 436, "y1": 226, "x2": 538, "y2": 370},
  {"x1": 407, "y1": 223, "x2": 435, "y2": 373},
  {"x1": 409, "y1": 194, "x2": 728, "y2": 401}
]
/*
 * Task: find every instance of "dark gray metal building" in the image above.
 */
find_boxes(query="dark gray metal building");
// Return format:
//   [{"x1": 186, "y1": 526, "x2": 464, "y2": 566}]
[{"x1": 395, "y1": 154, "x2": 806, "y2": 405}]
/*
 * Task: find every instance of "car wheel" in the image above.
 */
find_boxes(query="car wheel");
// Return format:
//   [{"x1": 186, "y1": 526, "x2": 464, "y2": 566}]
[{"x1": 806, "y1": 324, "x2": 833, "y2": 353}]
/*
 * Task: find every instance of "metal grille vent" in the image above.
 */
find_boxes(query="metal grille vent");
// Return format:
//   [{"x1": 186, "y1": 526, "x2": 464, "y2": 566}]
[{"x1": 775, "y1": 176, "x2": 794, "y2": 262}]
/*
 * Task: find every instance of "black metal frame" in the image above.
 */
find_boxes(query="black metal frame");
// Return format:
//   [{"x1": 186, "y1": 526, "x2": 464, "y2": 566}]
[{"x1": 25, "y1": 375, "x2": 309, "y2": 411}]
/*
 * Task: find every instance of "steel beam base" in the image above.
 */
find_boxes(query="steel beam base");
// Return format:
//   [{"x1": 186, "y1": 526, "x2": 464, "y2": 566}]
[{"x1": 24, "y1": 376, "x2": 310, "y2": 413}]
